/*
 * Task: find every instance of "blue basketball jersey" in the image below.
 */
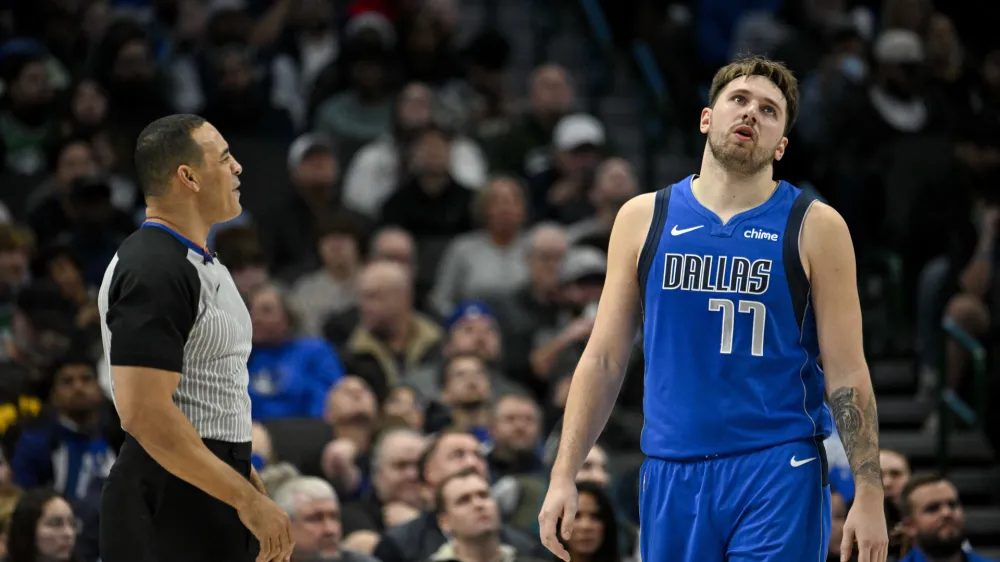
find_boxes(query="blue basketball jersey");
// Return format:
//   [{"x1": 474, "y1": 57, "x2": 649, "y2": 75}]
[{"x1": 638, "y1": 175, "x2": 833, "y2": 460}]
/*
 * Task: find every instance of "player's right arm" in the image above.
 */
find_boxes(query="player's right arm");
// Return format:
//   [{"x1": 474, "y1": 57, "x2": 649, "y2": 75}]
[
  {"x1": 106, "y1": 252, "x2": 293, "y2": 562},
  {"x1": 539, "y1": 193, "x2": 652, "y2": 560}
]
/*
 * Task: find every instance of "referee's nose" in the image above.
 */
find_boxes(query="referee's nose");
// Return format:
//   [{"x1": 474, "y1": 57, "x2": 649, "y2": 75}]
[{"x1": 231, "y1": 158, "x2": 243, "y2": 176}]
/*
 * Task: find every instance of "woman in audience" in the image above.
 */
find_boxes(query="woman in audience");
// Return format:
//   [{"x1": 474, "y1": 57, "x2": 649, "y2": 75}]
[
  {"x1": 561, "y1": 481, "x2": 623, "y2": 562},
  {"x1": 3, "y1": 488, "x2": 83, "y2": 562},
  {"x1": 248, "y1": 283, "x2": 346, "y2": 421},
  {"x1": 430, "y1": 175, "x2": 529, "y2": 316}
]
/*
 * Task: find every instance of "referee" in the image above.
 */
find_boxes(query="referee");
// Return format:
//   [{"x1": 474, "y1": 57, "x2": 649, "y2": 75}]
[{"x1": 97, "y1": 114, "x2": 294, "y2": 562}]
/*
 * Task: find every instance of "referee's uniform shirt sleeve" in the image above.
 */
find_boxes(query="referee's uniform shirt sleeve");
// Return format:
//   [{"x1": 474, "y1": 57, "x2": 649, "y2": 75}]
[{"x1": 105, "y1": 250, "x2": 201, "y2": 373}]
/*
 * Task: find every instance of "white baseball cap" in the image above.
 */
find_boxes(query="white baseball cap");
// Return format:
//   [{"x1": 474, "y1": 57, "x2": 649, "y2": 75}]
[{"x1": 553, "y1": 113, "x2": 606, "y2": 151}]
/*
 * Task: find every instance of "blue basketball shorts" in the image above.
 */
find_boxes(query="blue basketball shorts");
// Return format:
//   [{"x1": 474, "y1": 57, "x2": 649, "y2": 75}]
[{"x1": 638, "y1": 437, "x2": 832, "y2": 562}]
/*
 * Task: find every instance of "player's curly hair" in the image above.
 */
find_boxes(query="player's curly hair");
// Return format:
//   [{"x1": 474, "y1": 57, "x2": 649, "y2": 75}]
[{"x1": 707, "y1": 56, "x2": 799, "y2": 135}]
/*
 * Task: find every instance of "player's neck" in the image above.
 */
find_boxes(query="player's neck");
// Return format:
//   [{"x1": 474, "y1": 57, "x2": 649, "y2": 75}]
[
  {"x1": 144, "y1": 201, "x2": 212, "y2": 249},
  {"x1": 694, "y1": 155, "x2": 777, "y2": 217}
]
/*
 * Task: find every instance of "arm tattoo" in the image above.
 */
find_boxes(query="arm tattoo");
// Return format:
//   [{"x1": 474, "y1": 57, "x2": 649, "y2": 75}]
[{"x1": 829, "y1": 386, "x2": 883, "y2": 490}]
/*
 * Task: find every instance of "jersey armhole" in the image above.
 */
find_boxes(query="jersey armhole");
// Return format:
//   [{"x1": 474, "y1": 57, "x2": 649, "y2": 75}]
[
  {"x1": 782, "y1": 190, "x2": 818, "y2": 329},
  {"x1": 637, "y1": 186, "x2": 672, "y2": 318}
]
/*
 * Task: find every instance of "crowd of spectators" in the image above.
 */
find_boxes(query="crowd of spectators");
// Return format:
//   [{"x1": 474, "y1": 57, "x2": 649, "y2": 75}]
[{"x1": 0, "y1": 0, "x2": 997, "y2": 561}]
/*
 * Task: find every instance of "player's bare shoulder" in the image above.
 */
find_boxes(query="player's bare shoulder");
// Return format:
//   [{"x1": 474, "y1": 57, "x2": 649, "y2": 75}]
[
  {"x1": 612, "y1": 192, "x2": 657, "y2": 267},
  {"x1": 798, "y1": 200, "x2": 855, "y2": 282}
]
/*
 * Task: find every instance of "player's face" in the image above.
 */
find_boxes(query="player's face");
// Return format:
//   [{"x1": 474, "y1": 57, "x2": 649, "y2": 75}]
[
  {"x1": 190, "y1": 123, "x2": 243, "y2": 223},
  {"x1": 701, "y1": 76, "x2": 788, "y2": 175}
]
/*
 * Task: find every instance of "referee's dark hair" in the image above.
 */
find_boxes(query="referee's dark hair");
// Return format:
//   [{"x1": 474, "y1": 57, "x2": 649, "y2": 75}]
[
  {"x1": 134, "y1": 114, "x2": 207, "y2": 198},
  {"x1": 6, "y1": 488, "x2": 85, "y2": 562}
]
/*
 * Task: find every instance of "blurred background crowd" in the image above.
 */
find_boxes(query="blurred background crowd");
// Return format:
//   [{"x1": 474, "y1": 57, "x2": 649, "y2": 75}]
[{"x1": 0, "y1": 0, "x2": 998, "y2": 560}]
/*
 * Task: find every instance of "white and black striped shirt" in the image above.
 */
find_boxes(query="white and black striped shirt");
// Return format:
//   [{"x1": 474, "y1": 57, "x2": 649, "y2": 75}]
[{"x1": 97, "y1": 223, "x2": 253, "y2": 442}]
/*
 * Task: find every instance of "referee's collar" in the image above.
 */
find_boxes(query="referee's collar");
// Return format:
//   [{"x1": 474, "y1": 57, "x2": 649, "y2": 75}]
[{"x1": 142, "y1": 221, "x2": 215, "y2": 264}]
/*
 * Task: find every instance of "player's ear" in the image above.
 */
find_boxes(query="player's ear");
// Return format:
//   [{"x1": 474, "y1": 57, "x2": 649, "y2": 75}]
[
  {"x1": 176, "y1": 165, "x2": 200, "y2": 193},
  {"x1": 772, "y1": 137, "x2": 789, "y2": 161},
  {"x1": 699, "y1": 108, "x2": 712, "y2": 134}
]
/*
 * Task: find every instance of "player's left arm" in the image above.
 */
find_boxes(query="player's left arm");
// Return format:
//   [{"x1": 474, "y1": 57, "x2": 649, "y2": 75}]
[{"x1": 801, "y1": 202, "x2": 883, "y2": 496}]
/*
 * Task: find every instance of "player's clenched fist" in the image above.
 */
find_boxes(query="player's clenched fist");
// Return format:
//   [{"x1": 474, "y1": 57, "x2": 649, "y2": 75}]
[
  {"x1": 237, "y1": 493, "x2": 295, "y2": 562},
  {"x1": 538, "y1": 478, "x2": 579, "y2": 562}
]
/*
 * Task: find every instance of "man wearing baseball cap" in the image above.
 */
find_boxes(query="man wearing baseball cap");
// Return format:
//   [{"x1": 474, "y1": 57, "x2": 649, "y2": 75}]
[
  {"x1": 261, "y1": 133, "x2": 370, "y2": 276},
  {"x1": 530, "y1": 113, "x2": 608, "y2": 223},
  {"x1": 406, "y1": 300, "x2": 529, "y2": 404}
]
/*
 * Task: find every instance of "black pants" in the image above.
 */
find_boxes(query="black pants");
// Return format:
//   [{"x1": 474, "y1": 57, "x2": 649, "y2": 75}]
[{"x1": 100, "y1": 435, "x2": 260, "y2": 562}]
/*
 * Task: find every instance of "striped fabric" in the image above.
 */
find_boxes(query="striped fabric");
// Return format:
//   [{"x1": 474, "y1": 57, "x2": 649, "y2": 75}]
[{"x1": 97, "y1": 224, "x2": 253, "y2": 442}]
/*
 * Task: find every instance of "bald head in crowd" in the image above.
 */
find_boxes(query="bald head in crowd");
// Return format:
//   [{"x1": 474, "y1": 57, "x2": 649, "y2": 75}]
[
  {"x1": 358, "y1": 260, "x2": 413, "y2": 333},
  {"x1": 530, "y1": 223, "x2": 568, "y2": 250},
  {"x1": 360, "y1": 260, "x2": 411, "y2": 295}
]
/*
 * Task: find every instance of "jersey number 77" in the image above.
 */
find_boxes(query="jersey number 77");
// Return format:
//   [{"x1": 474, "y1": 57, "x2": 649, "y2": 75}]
[{"x1": 708, "y1": 298, "x2": 766, "y2": 357}]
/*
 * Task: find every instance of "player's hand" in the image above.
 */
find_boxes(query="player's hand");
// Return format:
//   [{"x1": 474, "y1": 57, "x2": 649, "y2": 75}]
[
  {"x1": 237, "y1": 492, "x2": 295, "y2": 562},
  {"x1": 841, "y1": 493, "x2": 889, "y2": 562},
  {"x1": 538, "y1": 478, "x2": 578, "y2": 562}
]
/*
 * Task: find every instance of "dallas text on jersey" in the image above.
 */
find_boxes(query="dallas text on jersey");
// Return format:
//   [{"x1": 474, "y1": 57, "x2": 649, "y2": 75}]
[{"x1": 661, "y1": 254, "x2": 772, "y2": 295}]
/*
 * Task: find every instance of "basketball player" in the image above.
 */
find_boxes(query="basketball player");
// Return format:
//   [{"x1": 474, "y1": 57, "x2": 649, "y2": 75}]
[{"x1": 538, "y1": 57, "x2": 889, "y2": 562}]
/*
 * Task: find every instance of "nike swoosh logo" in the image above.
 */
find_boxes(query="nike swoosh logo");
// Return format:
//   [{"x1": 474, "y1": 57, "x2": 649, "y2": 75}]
[
  {"x1": 790, "y1": 456, "x2": 817, "y2": 468},
  {"x1": 671, "y1": 225, "x2": 704, "y2": 236}
]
